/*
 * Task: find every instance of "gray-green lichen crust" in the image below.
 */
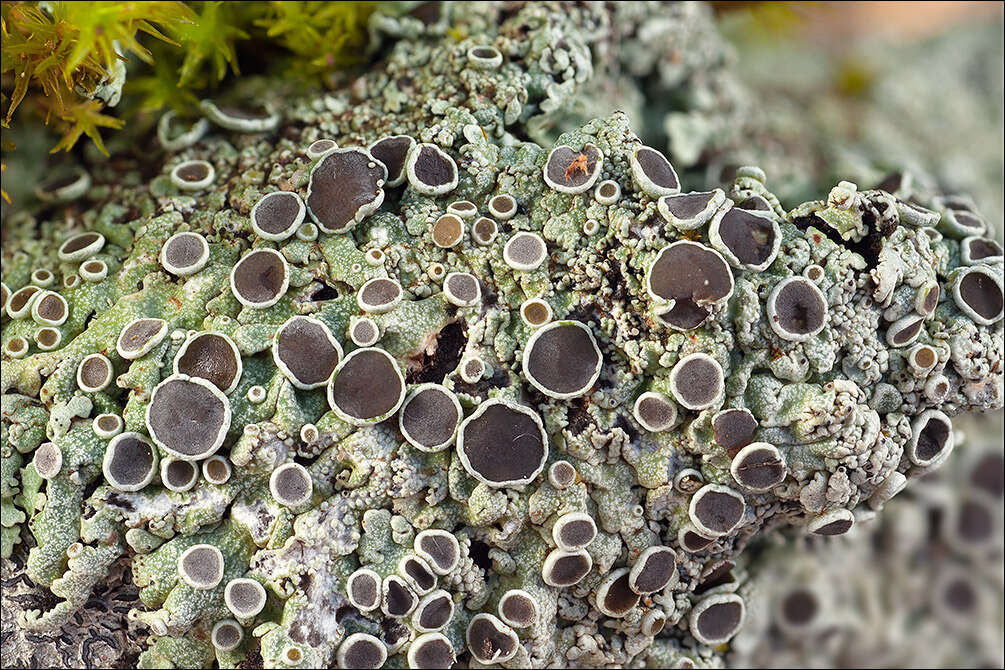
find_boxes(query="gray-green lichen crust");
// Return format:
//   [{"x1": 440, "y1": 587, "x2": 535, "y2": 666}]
[{"x1": 1, "y1": 2, "x2": 1002, "y2": 669}]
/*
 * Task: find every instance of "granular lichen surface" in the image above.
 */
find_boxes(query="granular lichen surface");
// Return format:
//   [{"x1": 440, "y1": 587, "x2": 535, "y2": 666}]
[{"x1": 1, "y1": 3, "x2": 1003, "y2": 669}]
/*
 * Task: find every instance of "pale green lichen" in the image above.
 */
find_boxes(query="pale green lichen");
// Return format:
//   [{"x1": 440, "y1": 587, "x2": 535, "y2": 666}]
[{"x1": 1, "y1": 2, "x2": 1003, "y2": 669}]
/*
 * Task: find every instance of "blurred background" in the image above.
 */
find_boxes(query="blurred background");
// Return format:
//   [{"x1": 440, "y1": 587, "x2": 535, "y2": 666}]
[{"x1": 1, "y1": 2, "x2": 1002, "y2": 668}]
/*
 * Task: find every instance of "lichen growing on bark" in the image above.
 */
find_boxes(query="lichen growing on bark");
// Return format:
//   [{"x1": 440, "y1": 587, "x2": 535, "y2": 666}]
[{"x1": 1, "y1": 2, "x2": 1002, "y2": 669}]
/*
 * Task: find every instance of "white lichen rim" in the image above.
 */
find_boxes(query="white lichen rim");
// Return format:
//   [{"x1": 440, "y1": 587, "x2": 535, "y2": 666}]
[
  {"x1": 658, "y1": 189, "x2": 728, "y2": 231},
  {"x1": 906, "y1": 343, "x2": 939, "y2": 375},
  {"x1": 397, "y1": 554, "x2": 438, "y2": 595},
  {"x1": 458, "y1": 355, "x2": 485, "y2": 383},
  {"x1": 729, "y1": 442, "x2": 786, "y2": 493},
  {"x1": 542, "y1": 143, "x2": 604, "y2": 195},
  {"x1": 211, "y1": 619, "x2": 244, "y2": 651},
  {"x1": 76, "y1": 353, "x2": 114, "y2": 393},
  {"x1": 594, "y1": 568, "x2": 638, "y2": 617},
  {"x1": 3, "y1": 335, "x2": 28, "y2": 358},
  {"x1": 629, "y1": 546, "x2": 679, "y2": 595},
  {"x1": 116, "y1": 317, "x2": 169, "y2": 360},
  {"x1": 689, "y1": 593, "x2": 746, "y2": 645},
  {"x1": 913, "y1": 282, "x2": 941, "y2": 318},
  {"x1": 960, "y1": 235, "x2": 1004, "y2": 265},
  {"x1": 668, "y1": 352, "x2": 724, "y2": 411},
  {"x1": 29, "y1": 290, "x2": 68, "y2": 326},
  {"x1": 199, "y1": 98, "x2": 281, "y2": 133},
  {"x1": 412, "y1": 589, "x2": 454, "y2": 632},
  {"x1": 497, "y1": 588, "x2": 538, "y2": 628},
  {"x1": 688, "y1": 483, "x2": 746, "y2": 538},
  {"x1": 521, "y1": 320, "x2": 602, "y2": 400},
  {"x1": 160, "y1": 457, "x2": 198, "y2": 493},
  {"x1": 170, "y1": 159, "x2": 216, "y2": 191},
  {"x1": 229, "y1": 247, "x2": 290, "y2": 309},
  {"x1": 908, "y1": 408, "x2": 955, "y2": 468},
  {"x1": 34, "y1": 166, "x2": 91, "y2": 203},
  {"x1": 34, "y1": 327, "x2": 62, "y2": 351},
  {"x1": 58, "y1": 231, "x2": 105, "y2": 263},
  {"x1": 336, "y1": 632, "x2": 387, "y2": 669},
  {"x1": 443, "y1": 271, "x2": 482, "y2": 307},
  {"x1": 349, "y1": 316, "x2": 380, "y2": 347},
  {"x1": 488, "y1": 194, "x2": 518, "y2": 219},
  {"x1": 405, "y1": 143, "x2": 459, "y2": 196},
  {"x1": 160, "y1": 231, "x2": 210, "y2": 276},
  {"x1": 465, "y1": 613, "x2": 519, "y2": 664},
  {"x1": 407, "y1": 632, "x2": 454, "y2": 669},
  {"x1": 806, "y1": 507, "x2": 855, "y2": 536},
  {"x1": 145, "y1": 373, "x2": 232, "y2": 461},
  {"x1": 6, "y1": 286, "x2": 41, "y2": 319},
  {"x1": 952, "y1": 265, "x2": 1004, "y2": 325},
  {"x1": 102, "y1": 431, "x2": 158, "y2": 492},
  {"x1": 177, "y1": 543, "x2": 225, "y2": 590},
  {"x1": 673, "y1": 467, "x2": 704, "y2": 493},
  {"x1": 551, "y1": 511, "x2": 597, "y2": 551},
  {"x1": 678, "y1": 523, "x2": 717, "y2": 550},
  {"x1": 456, "y1": 398, "x2": 549, "y2": 488},
  {"x1": 466, "y1": 44, "x2": 503, "y2": 68},
  {"x1": 79, "y1": 259, "x2": 108, "y2": 282},
  {"x1": 803, "y1": 264, "x2": 825, "y2": 282},
  {"x1": 641, "y1": 609, "x2": 668, "y2": 637},
  {"x1": 92, "y1": 413, "x2": 124, "y2": 439},
  {"x1": 381, "y1": 575, "x2": 419, "y2": 618},
  {"x1": 306, "y1": 137, "x2": 339, "y2": 161},
  {"x1": 296, "y1": 222, "x2": 318, "y2": 241},
  {"x1": 345, "y1": 568, "x2": 382, "y2": 611},
  {"x1": 30, "y1": 268, "x2": 55, "y2": 287},
  {"x1": 541, "y1": 548, "x2": 592, "y2": 587},
  {"x1": 367, "y1": 134, "x2": 414, "y2": 186},
  {"x1": 548, "y1": 460, "x2": 577, "y2": 489},
  {"x1": 630, "y1": 145, "x2": 680, "y2": 198},
  {"x1": 472, "y1": 216, "x2": 499, "y2": 245},
  {"x1": 941, "y1": 207, "x2": 987, "y2": 238},
  {"x1": 398, "y1": 383, "x2": 463, "y2": 453},
  {"x1": 708, "y1": 206, "x2": 782, "y2": 272},
  {"x1": 269, "y1": 462, "x2": 314, "y2": 507},
  {"x1": 632, "y1": 391, "x2": 678, "y2": 432},
  {"x1": 32, "y1": 442, "x2": 63, "y2": 479},
  {"x1": 202, "y1": 454, "x2": 232, "y2": 485},
  {"x1": 502, "y1": 231, "x2": 548, "y2": 272},
  {"x1": 327, "y1": 347, "x2": 406, "y2": 426},
  {"x1": 251, "y1": 191, "x2": 306, "y2": 242},
  {"x1": 413, "y1": 529, "x2": 461, "y2": 575},
  {"x1": 867, "y1": 470, "x2": 908, "y2": 510},
  {"x1": 356, "y1": 276, "x2": 403, "y2": 313},
  {"x1": 593, "y1": 179, "x2": 621, "y2": 205},
  {"x1": 446, "y1": 200, "x2": 478, "y2": 219},
  {"x1": 0, "y1": 281, "x2": 9, "y2": 312},
  {"x1": 271, "y1": 316, "x2": 343, "y2": 390},
  {"x1": 305, "y1": 146, "x2": 387, "y2": 233},
  {"x1": 645, "y1": 240, "x2": 734, "y2": 307},
  {"x1": 766, "y1": 275, "x2": 829, "y2": 342},
  {"x1": 520, "y1": 298, "x2": 553, "y2": 328},
  {"x1": 175, "y1": 331, "x2": 244, "y2": 394},
  {"x1": 885, "y1": 314, "x2": 925, "y2": 348},
  {"x1": 157, "y1": 110, "x2": 210, "y2": 151}
]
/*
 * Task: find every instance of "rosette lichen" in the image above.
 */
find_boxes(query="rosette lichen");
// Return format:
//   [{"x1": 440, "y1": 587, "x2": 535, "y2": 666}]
[{"x1": 1, "y1": 2, "x2": 1002, "y2": 669}]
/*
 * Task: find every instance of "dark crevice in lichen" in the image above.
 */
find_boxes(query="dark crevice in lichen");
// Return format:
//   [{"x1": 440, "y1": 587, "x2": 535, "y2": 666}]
[
  {"x1": 467, "y1": 538, "x2": 492, "y2": 573},
  {"x1": 406, "y1": 320, "x2": 467, "y2": 385},
  {"x1": 564, "y1": 397, "x2": 593, "y2": 436}
]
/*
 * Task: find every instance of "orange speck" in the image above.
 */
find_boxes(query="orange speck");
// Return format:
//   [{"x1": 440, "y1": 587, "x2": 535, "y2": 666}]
[{"x1": 565, "y1": 154, "x2": 589, "y2": 181}]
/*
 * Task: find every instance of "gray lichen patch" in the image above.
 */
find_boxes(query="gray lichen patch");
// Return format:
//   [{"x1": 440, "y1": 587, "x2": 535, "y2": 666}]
[{"x1": 0, "y1": 4, "x2": 1002, "y2": 668}]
